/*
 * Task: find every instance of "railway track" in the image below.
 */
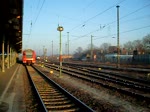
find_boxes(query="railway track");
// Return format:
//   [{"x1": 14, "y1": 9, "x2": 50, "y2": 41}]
[
  {"x1": 64, "y1": 65, "x2": 150, "y2": 90},
  {"x1": 48, "y1": 62, "x2": 150, "y2": 86},
  {"x1": 63, "y1": 61, "x2": 150, "y2": 70},
  {"x1": 42, "y1": 62, "x2": 150, "y2": 104},
  {"x1": 25, "y1": 65, "x2": 94, "y2": 112},
  {"x1": 62, "y1": 62, "x2": 150, "y2": 75}
]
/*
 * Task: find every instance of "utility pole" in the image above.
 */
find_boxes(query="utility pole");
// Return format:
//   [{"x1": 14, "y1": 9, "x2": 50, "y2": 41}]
[
  {"x1": 52, "y1": 40, "x2": 53, "y2": 58},
  {"x1": 91, "y1": 35, "x2": 93, "y2": 61},
  {"x1": 67, "y1": 32, "x2": 69, "y2": 61},
  {"x1": 116, "y1": 5, "x2": 120, "y2": 68},
  {"x1": 2, "y1": 35, "x2": 5, "y2": 72},
  {"x1": 65, "y1": 43, "x2": 67, "y2": 55},
  {"x1": 43, "y1": 46, "x2": 45, "y2": 60}
]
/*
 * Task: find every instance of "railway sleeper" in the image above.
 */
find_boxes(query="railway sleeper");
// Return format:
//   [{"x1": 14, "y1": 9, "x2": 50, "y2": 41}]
[
  {"x1": 42, "y1": 97, "x2": 68, "y2": 102},
  {"x1": 47, "y1": 108, "x2": 79, "y2": 112},
  {"x1": 44, "y1": 100, "x2": 71, "y2": 105},
  {"x1": 41, "y1": 95, "x2": 65, "y2": 99},
  {"x1": 38, "y1": 90, "x2": 61, "y2": 94},
  {"x1": 46, "y1": 104, "x2": 76, "y2": 109}
]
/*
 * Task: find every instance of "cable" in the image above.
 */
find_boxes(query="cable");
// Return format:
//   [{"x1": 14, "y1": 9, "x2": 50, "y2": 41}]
[
  {"x1": 94, "y1": 24, "x2": 150, "y2": 40},
  {"x1": 70, "y1": 24, "x2": 150, "y2": 41},
  {"x1": 120, "y1": 3, "x2": 150, "y2": 20},
  {"x1": 24, "y1": 0, "x2": 45, "y2": 49},
  {"x1": 103, "y1": 2, "x2": 150, "y2": 28},
  {"x1": 33, "y1": 0, "x2": 45, "y2": 27},
  {"x1": 73, "y1": 2, "x2": 150, "y2": 40},
  {"x1": 69, "y1": 0, "x2": 126, "y2": 32},
  {"x1": 121, "y1": 25, "x2": 150, "y2": 34},
  {"x1": 83, "y1": 0, "x2": 97, "y2": 10},
  {"x1": 120, "y1": 14, "x2": 150, "y2": 24},
  {"x1": 105, "y1": 2, "x2": 150, "y2": 26}
]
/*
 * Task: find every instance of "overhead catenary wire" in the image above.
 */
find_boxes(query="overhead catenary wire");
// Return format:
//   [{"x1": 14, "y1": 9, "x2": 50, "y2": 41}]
[
  {"x1": 32, "y1": 0, "x2": 45, "y2": 28},
  {"x1": 24, "y1": 0, "x2": 45, "y2": 50},
  {"x1": 27, "y1": 0, "x2": 46, "y2": 38},
  {"x1": 83, "y1": 0, "x2": 97, "y2": 10},
  {"x1": 70, "y1": 23, "x2": 150, "y2": 41},
  {"x1": 71, "y1": 22, "x2": 150, "y2": 41},
  {"x1": 94, "y1": 24, "x2": 150, "y2": 40},
  {"x1": 106, "y1": 2, "x2": 150, "y2": 26},
  {"x1": 71, "y1": 2, "x2": 150, "y2": 41},
  {"x1": 69, "y1": 0, "x2": 126, "y2": 32}
]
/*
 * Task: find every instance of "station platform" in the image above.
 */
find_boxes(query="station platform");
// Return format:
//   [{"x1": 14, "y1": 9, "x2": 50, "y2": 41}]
[{"x1": 0, "y1": 63, "x2": 25, "y2": 112}]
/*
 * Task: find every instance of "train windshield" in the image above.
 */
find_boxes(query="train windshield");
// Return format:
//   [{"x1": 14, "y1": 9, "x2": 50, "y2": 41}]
[{"x1": 25, "y1": 52, "x2": 33, "y2": 58}]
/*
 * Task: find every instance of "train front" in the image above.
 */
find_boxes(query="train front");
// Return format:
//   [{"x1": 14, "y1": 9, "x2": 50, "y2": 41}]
[{"x1": 22, "y1": 49, "x2": 36, "y2": 65}]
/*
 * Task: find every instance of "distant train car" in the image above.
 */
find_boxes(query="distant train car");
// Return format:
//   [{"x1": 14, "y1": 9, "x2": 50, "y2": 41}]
[
  {"x1": 132, "y1": 54, "x2": 150, "y2": 64},
  {"x1": 22, "y1": 49, "x2": 36, "y2": 65},
  {"x1": 105, "y1": 54, "x2": 133, "y2": 64}
]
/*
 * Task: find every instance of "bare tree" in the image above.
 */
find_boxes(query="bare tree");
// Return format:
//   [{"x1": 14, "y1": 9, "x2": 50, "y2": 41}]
[
  {"x1": 76, "y1": 47, "x2": 83, "y2": 54},
  {"x1": 142, "y1": 34, "x2": 150, "y2": 53},
  {"x1": 73, "y1": 47, "x2": 83, "y2": 59},
  {"x1": 123, "y1": 41, "x2": 134, "y2": 54},
  {"x1": 143, "y1": 34, "x2": 150, "y2": 44},
  {"x1": 133, "y1": 40, "x2": 143, "y2": 51},
  {"x1": 123, "y1": 34, "x2": 150, "y2": 54},
  {"x1": 100, "y1": 43, "x2": 111, "y2": 54},
  {"x1": 123, "y1": 41, "x2": 134, "y2": 50}
]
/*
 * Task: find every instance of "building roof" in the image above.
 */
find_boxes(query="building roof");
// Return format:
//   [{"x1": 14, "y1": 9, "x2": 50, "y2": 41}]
[{"x1": 0, "y1": 0, "x2": 23, "y2": 53}]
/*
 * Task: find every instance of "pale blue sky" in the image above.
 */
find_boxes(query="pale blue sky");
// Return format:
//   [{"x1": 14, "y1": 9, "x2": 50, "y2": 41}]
[{"x1": 23, "y1": 0, "x2": 150, "y2": 56}]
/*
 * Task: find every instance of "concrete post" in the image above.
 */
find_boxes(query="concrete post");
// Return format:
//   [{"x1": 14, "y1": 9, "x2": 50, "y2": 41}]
[
  {"x1": 7, "y1": 41, "x2": 10, "y2": 69},
  {"x1": 2, "y1": 35, "x2": 5, "y2": 72}
]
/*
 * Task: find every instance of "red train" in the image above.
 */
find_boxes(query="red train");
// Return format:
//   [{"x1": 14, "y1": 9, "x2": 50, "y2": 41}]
[{"x1": 22, "y1": 49, "x2": 36, "y2": 65}]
